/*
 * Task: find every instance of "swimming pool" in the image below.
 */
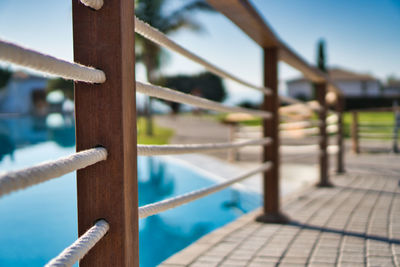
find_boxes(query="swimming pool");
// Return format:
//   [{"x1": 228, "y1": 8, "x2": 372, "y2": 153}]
[{"x1": 0, "y1": 115, "x2": 260, "y2": 266}]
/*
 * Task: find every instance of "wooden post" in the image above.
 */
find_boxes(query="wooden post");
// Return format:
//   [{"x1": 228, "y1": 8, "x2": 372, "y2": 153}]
[
  {"x1": 228, "y1": 123, "x2": 237, "y2": 162},
  {"x1": 315, "y1": 83, "x2": 332, "y2": 187},
  {"x1": 73, "y1": 1, "x2": 138, "y2": 266},
  {"x1": 256, "y1": 47, "x2": 289, "y2": 224},
  {"x1": 336, "y1": 95, "x2": 345, "y2": 173},
  {"x1": 351, "y1": 111, "x2": 360, "y2": 154}
]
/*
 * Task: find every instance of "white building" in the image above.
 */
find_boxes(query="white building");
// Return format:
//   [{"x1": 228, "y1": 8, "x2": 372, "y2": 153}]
[
  {"x1": 0, "y1": 72, "x2": 47, "y2": 114},
  {"x1": 382, "y1": 81, "x2": 400, "y2": 97},
  {"x1": 287, "y1": 68, "x2": 381, "y2": 100}
]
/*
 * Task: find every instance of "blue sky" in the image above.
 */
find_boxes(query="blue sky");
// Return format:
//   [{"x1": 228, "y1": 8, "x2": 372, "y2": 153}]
[{"x1": 0, "y1": 0, "x2": 399, "y2": 104}]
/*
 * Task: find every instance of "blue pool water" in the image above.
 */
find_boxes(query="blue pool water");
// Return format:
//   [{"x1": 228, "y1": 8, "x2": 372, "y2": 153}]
[{"x1": 0, "y1": 115, "x2": 260, "y2": 266}]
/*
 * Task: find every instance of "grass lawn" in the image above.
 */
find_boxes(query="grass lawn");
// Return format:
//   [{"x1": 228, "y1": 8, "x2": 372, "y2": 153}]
[
  {"x1": 214, "y1": 111, "x2": 397, "y2": 140},
  {"x1": 343, "y1": 112, "x2": 395, "y2": 139},
  {"x1": 137, "y1": 117, "x2": 174, "y2": 144}
]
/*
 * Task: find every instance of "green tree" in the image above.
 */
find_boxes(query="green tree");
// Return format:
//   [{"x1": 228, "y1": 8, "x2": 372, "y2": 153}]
[
  {"x1": 160, "y1": 72, "x2": 226, "y2": 113},
  {"x1": 0, "y1": 67, "x2": 12, "y2": 90},
  {"x1": 312, "y1": 39, "x2": 327, "y2": 99},
  {"x1": 47, "y1": 78, "x2": 74, "y2": 100},
  {"x1": 135, "y1": 0, "x2": 214, "y2": 135},
  {"x1": 317, "y1": 39, "x2": 327, "y2": 73}
]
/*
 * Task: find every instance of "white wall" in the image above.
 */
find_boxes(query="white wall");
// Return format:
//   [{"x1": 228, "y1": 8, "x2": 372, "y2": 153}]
[
  {"x1": 287, "y1": 80, "x2": 313, "y2": 99},
  {"x1": 287, "y1": 79, "x2": 381, "y2": 99}
]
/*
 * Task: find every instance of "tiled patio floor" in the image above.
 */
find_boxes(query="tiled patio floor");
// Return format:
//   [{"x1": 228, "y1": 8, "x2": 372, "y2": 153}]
[{"x1": 160, "y1": 165, "x2": 400, "y2": 267}]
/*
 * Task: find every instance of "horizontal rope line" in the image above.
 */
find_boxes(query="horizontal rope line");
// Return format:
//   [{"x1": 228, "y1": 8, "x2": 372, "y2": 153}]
[
  {"x1": 135, "y1": 17, "x2": 271, "y2": 95},
  {"x1": 281, "y1": 144, "x2": 339, "y2": 155},
  {"x1": 136, "y1": 81, "x2": 272, "y2": 118},
  {"x1": 0, "y1": 147, "x2": 107, "y2": 198},
  {"x1": 326, "y1": 114, "x2": 338, "y2": 124},
  {"x1": 138, "y1": 162, "x2": 272, "y2": 219},
  {"x1": 280, "y1": 124, "x2": 338, "y2": 138},
  {"x1": 280, "y1": 127, "x2": 319, "y2": 137},
  {"x1": 79, "y1": 0, "x2": 103, "y2": 10},
  {"x1": 0, "y1": 39, "x2": 106, "y2": 83},
  {"x1": 138, "y1": 138, "x2": 272, "y2": 156},
  {"x1": 45, "y1": 220, "x2": 109, "y2": 267}
]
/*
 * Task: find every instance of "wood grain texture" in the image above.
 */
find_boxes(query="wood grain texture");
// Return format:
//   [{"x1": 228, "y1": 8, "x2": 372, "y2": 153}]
[
  {"x1": 315, "y1": 83, "x2": 331, "y2": 187},
  {"x1": 206, "y1": 0, "x2": 279, "y2": 48},
  {"x1": 72, "y1": 0, "x2": 138, "y2": 266},
  {"x1": 262, "y1": 47, "x2": 280, "y2": 213},
  {"x1": 352, "y1": 111, "x2": 360, "y2": 154}
]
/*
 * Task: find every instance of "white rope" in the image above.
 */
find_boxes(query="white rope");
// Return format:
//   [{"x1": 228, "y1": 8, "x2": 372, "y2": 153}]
[
  {"x1": 139, "y1": 162, "x2": 272, "y2": 219},
  {"x1": 138, "y1": 138, "x2": 272, "y2": 156},
  {"x1": 327, "y1": 124, "x2": 338, "y2": 134},
  {"x1": 135, "y1": 17, "x2": 271, "y2": 95},
  {"x1": 0, "y1": 40, "x2": 105, "y2": 83},
  {"x1": 280, "y1": 127, "x2": 319, "y2": 138},
  {"x1": 280, "y1": 124, "x2": 338, "y2": 138},
  {"x1": 79, "y1": 0, "x2": 103, "y2": 10},
  {"x1": 281, "y1": 144, "x2": 339, "y2": 155},
  {"x1": 0, "y1": 147, "x2": 107, "y2": 198},
  {"x1": 326, "y1": 114, "x2": 338, "y2": 125},
  {"x1": 136, "y1": 81, "x2": 272, "y2": 118},
  {"x1": 45, "y1": 219, "x2": 109, "y2": 267}
]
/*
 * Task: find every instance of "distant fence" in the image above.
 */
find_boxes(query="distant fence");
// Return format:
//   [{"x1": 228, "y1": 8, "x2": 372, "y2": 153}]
[
  {"x1": 0, "y1": 0, "x2": 346, "y2": 266},
  {"x1": 351, "y1": 106, "x2": 399, "y2": 153}
]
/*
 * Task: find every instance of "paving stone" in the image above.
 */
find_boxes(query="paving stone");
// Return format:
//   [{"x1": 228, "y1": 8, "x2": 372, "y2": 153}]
[
  {"x1": 248, "y1": 262, "x2": 276, "y2": 267},
  {"x1": 279, "y1": 256, "x2": 308, "y2": 264},
  {"x1": 160, "y1": 168, "x2": 399, "y2": 267},
  {"x1": 218, "y1": 259, "x2": 248, "y2": 266}
]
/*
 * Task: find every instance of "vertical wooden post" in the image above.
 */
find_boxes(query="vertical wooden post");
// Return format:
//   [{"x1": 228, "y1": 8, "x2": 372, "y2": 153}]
[
  {"x1": 351, "y1": 111, "x2": 360, "y2": 154},
  {"x1": 336, "y1": 95, "x2": 345, "y2": 173},
  {"x1": 228, "y1": 123, "x2": 237, "y2": 162},
  {"x1": 256, "y1": 47, "x2": 289, "y2": 224},
  {"x1": 73, "y1": 1, "x2": 138, "y2": 266},
  {"x1": 315, "y1": 83, "x2": 332, "y2": 187}
]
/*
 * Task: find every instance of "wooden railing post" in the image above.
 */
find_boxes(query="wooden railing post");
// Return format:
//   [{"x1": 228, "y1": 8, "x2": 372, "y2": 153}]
[
  {"x1": 336, "y1": 95, "x2": 345, "y2": 173},
  {"x1": 73, "y1": 1, "x2": 139, "y2": 266},
  {"x1": 351, "y1": 111, "x2": 360, "y2": 154},
  {"x1": 315, "y1": 83, "x2": 332, "y2": 187},
  {"x1": 256, "y1": 47, "x2": 289, "y2": 224}
]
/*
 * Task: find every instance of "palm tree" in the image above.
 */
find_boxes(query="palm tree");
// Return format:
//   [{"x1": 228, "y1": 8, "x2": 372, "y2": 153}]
[{"x1": 135, "y1": 0, "x2": 214, "y2": 135}]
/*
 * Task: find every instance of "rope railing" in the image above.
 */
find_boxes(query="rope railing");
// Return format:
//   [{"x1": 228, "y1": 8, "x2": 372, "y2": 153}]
[
  {"x1": 45, "y1": 219, "x2": 109, "y2": 267},
  {"x1": 280, "y1": 127, "x2": 319, "y2": 138},
  {"x1": 281, "y1": 144, "x2": 339, "y2": 155},
  {"x1": 0, "y1": 147, "x2": 107, "y2": 198},
  {"x1": 79, "y1": 0, "x2": 103, "y2": 10},
  {"x1": 137, "y1": 138, "x2": 272, "y2": 156},
  {"x1": 280, "y1": 124, "x2": 337, "y2": 138},
  {"x1": 0, "y1": 40, "x2": 106, "y2": 83},
  {"x1": 138, "y1": 162, "x2": 272, "y2": 219},
  {"x1": 134, "y1": 17, "x2": 271, "y2": 95},
  {"x1": 326, "y1": 113, "x2": 338, "y2": 125},
  {"x1": 136, "y1": 81, "x2": 272, "y2": 118}
]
